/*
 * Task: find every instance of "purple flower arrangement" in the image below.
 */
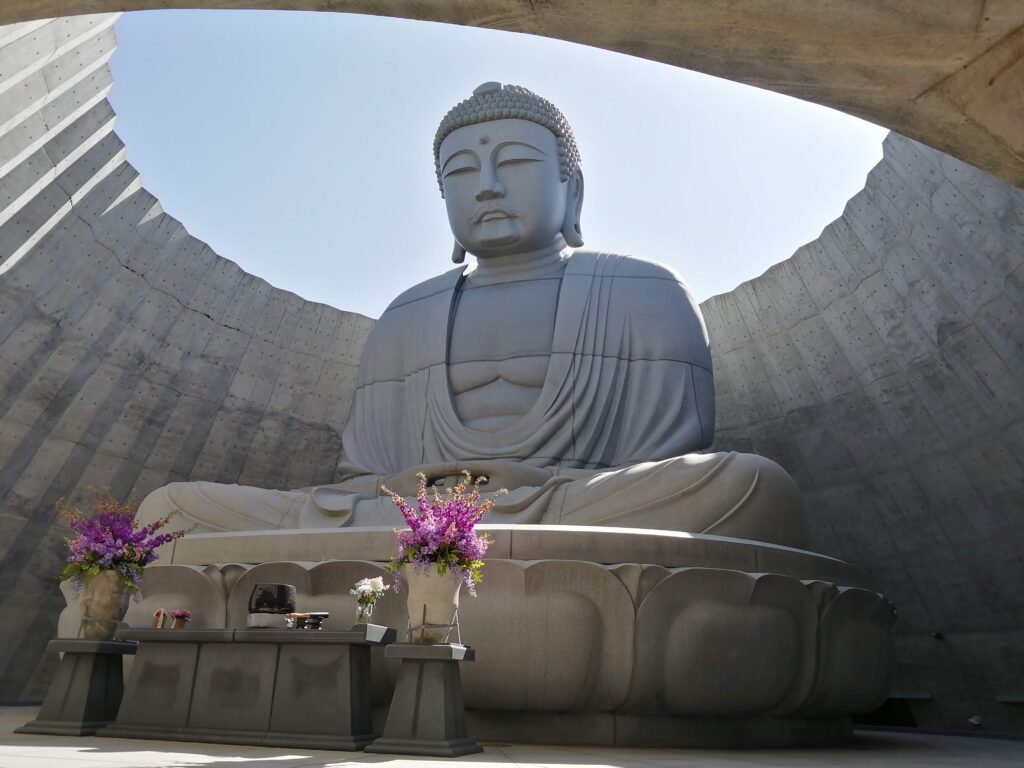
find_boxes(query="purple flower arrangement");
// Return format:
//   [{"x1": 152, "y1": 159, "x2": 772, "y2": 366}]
[
  {"x1": 59, "y1": 490, "x2": 194, "y2": 594},
  {"x1": 383, "y1": 471, "x2": 505, "y2": 595}
]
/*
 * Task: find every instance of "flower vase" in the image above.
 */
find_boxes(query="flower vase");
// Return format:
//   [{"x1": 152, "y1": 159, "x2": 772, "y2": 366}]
[
  {"x1": 355, "y1": 602, "x2": 373, "y2": 624},
  {"x1": 404, "y1": 566, "x2": 462, "y2": 643},
  {"x1": 80, "y1": 570, "x2": 130, "y2": 640},
  {"x1": 171, "y1": 617, "x2": 190, "y2": 629}
]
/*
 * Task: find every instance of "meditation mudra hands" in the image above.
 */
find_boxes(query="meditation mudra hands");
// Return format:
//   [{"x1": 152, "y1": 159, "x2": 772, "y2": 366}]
[{"x1": 136, "y1": 82, "x2": 808, "y2": 550}]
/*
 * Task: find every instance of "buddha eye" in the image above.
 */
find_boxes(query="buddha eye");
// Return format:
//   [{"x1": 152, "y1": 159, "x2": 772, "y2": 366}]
[
  {"x1": 443, "y1": 165, "x2": 479, "y2": 178},
  {"x1": 441, "y1": 150, "x2": 480, "y2": 178},
  {"x1": 494, "y1": 142, "x2": 546, "y2": 167},
  {"x1": 497, "y1": 157, "x2": 541, "y2": 168}
]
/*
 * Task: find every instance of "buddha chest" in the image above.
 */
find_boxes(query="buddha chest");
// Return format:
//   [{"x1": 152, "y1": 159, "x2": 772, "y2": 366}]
[{"x1": 447, "y1": 275, "x2": 561, "y2": 431}]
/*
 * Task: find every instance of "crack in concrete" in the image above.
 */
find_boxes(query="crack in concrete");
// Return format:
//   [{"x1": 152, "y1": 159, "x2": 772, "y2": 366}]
[
  {"x1": 911, "y1": 20, "x2": 1024, "y2": 102},
  {"x1": 65, "y1": 201, "x2": 365, "y2": 369}
]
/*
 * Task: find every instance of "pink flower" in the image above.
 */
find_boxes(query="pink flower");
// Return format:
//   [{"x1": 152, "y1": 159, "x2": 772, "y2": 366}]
[
  {"x1": 58, "y1": 490, "x2": 195, "y2": 594},
  {"x1": 383, "y1": 471, "x2": 505, "y2": 595}
]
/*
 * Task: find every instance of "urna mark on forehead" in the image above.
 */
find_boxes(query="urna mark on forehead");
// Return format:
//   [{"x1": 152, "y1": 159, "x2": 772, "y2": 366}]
[{"x1": 433, "y1": 81, "x2": 581, "y2": 196}]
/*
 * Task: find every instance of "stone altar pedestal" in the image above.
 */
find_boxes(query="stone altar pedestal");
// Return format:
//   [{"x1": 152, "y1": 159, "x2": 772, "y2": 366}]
[
  {"x1": 16, "y1": 639, "x2": 137, "y2": 736},
  {"x1": 59, "y1": 525, "x2": 896, "y2": 748},
  {"x1": 99, "y1": 624, "x2": 395, "y2": 749},
  {"x1": 366, "y1": 643, "x2": 481, "y2": 757}
]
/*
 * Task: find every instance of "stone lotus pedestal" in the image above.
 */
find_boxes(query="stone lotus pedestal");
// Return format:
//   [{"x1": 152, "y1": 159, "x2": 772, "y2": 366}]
[{"x1": 58, "y1": 525, "x2": 896, "y2": 748}]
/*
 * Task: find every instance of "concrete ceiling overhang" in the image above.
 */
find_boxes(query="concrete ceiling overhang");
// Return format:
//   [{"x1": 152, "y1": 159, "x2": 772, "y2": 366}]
[{"x1": 1, "y1": 1, "x2": 1022, "y2": 189}]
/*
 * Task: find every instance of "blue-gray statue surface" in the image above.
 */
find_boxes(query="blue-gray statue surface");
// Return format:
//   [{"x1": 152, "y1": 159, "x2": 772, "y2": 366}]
[{"x1": 137, "y1": 82, "x2": 807, "y2": 548}]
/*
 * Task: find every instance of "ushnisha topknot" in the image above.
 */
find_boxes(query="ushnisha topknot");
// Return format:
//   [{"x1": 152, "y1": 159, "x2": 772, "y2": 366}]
[{"x1": 433, "y1": 81, "x2": 581, "y2": 196}]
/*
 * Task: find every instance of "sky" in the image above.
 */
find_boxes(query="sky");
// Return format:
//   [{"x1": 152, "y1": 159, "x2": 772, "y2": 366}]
[{"x1": 109, "y1": 10, "x2": 889, "y2": 320}]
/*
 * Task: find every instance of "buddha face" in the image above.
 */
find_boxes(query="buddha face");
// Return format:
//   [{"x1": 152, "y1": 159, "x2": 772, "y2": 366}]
[{"x1": 439, "y1": 119, "x2": 574, "y2": 258}]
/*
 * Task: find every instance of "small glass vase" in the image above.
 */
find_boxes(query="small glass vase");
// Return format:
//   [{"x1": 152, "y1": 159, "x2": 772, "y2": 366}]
[{"x1": 356, "y1": 602, "x2": 373, "y2": 624}]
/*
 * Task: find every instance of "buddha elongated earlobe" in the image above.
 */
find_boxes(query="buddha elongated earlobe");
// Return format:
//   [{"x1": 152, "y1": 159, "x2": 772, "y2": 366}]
[
  {"x1": 561, "y1": 171, "x2": 585, "y2": 248},
  {"x1": 451, "y1": 241, "x2": 467, "y2": 264},
  {"x1": 563, "y1": 218, "x2": 583, "y2": 248}
]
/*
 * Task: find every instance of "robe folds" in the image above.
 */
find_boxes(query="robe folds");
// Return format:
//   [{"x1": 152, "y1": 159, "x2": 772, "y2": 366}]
[
  {"x1": 338, "y1": 251, "x2": 716, "y2": 477},
  {"x1": 136, "y1": 251, "x2": 808, "y2": 549}
]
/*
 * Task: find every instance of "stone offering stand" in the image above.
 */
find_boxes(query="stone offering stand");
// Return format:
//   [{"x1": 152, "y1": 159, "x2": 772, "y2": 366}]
[
  {"x1": 57, "y1": 524, "x2": 895, "y2": 748},
  {"x1": 100, "y1": 625, "x2": 396, "y2": 750}
]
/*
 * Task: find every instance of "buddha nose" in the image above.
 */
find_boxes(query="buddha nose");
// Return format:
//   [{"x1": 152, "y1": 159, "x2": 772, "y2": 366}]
[{"x1": 475, "y1": 164, "x2": 505, "y2": 201}]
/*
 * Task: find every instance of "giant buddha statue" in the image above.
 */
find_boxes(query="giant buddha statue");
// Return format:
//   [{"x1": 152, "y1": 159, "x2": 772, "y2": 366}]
[
  {"x1": 89, "y1": 86, "x2": 894, "y2": 748},
  {"x1": 137, "y1": 82, "x2": 807, "y2": 548}
]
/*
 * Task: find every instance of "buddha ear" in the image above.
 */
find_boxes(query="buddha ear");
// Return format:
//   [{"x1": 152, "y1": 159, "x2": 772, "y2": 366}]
[
  {"x1": 561, "y1": 169, "x2": 584, "y2": 248},
  {"x1": 451, "y1": 240, "x2": 466, "y2": 264}
]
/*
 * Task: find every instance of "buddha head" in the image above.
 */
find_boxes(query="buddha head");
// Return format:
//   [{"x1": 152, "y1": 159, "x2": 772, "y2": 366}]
[{"x1": 434, "y1": 82, "x2": 584, "y2": 263}]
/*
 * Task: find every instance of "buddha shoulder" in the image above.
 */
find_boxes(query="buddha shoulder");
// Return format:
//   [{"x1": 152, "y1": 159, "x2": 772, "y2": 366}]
[
  {"x1": 568, "y1": 250, "x2": 690, "y2": 284},
  {"x1": 382, "y1": 266, "x2": 466, "y2": 313},
  {"x1": 566, "y1": 251, "x2": 711, "y2": 365},
  {"x1": 354, "y1": 266, "x2": 465, "y2": 385}
]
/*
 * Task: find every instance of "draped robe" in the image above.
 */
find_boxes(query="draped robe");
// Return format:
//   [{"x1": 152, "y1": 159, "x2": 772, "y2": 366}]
[
  {"x1": 139, "y1": 252, "x2": 808, "y2": 548},
  {"x1": 340, "y1": 252, "x2": 715, "y2": 475}
]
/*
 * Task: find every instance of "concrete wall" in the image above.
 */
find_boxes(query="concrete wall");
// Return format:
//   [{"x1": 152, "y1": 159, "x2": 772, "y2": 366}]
[
  {"x1": 703, "y1": 133, "x2": 1024, "y2": 734},
  {"x1": 0, "y1": 2, "x2": 1020, "y2": 190},
  {"x1": 1, "y1": 13, "x2": 1022, "y2": 738},
  {"x1": 0, "y1": 15, "x2": 372, "y2": 702}
]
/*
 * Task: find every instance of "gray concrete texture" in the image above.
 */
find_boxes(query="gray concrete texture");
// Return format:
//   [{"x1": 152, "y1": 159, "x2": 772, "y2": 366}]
[
  {"x1": 701, "y1": 134, "x2": 1024, "y2": 735},
  {"x1": 0, "y1": 2, "x2": 1021, "y2": 190},
  {"x1": 0, "y1": 10, "x2": 1022, "y2": 739},
  {"x1": 0, "y1": 15, "x2": 371, "y2": 704}
]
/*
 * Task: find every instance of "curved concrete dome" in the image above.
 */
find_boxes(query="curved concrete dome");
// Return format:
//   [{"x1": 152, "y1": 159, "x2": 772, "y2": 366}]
[
  {"x1": 0, "y1": 2, "x2": 1021, "y2": 187},
  {"x1": 0, "y1": 10, "x2": 1022, "y2": 739}
]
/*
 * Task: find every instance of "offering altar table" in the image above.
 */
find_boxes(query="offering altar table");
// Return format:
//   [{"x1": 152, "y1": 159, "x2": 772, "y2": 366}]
[{"x1": 99, "y1": 624, "x2": 395, "y2": 750}]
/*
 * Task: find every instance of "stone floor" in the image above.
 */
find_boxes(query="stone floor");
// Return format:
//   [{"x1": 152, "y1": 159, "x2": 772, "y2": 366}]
[{"x1": 2, "y1": 707, "x2": 1023, "y2": 767}]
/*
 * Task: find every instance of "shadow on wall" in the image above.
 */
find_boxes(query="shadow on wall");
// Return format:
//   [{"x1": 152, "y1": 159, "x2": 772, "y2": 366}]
[
  {"x1": 0, "y1": 15, "x2": 371, "y2": 703},
  {"x1": 704, "y1": 132, "x2": 1024, "y2": 735}
]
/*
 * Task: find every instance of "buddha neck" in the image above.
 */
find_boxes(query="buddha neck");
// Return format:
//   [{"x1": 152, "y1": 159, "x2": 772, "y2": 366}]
[{"x1": 465, "y1": 243, "x2": 569, "y2": 286}]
